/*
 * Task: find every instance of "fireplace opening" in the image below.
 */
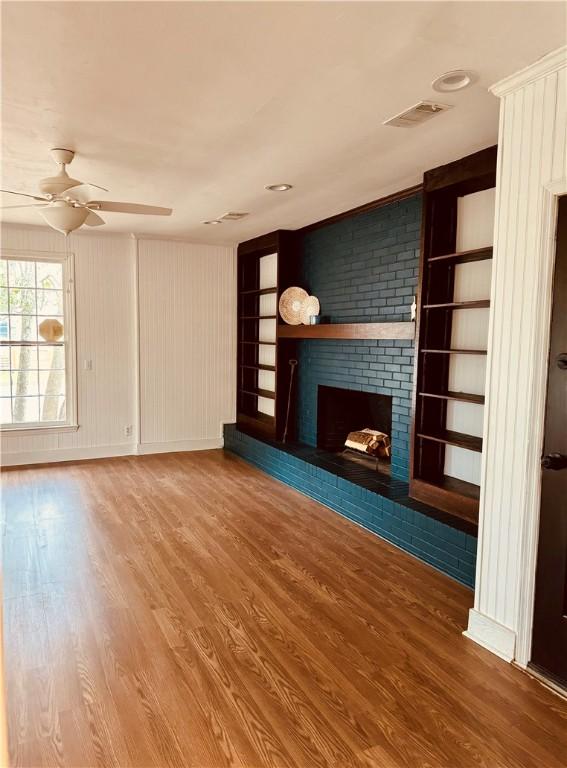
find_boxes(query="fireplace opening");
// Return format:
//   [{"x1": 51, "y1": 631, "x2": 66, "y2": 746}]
[{"x1": 317, "y1": 385, "x2": 393, "y2": 473}]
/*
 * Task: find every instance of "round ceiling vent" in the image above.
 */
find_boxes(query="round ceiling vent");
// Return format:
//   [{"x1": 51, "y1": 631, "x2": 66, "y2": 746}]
[{"x1": 432, "y1": 70, "x2": 475, "y2": 93}]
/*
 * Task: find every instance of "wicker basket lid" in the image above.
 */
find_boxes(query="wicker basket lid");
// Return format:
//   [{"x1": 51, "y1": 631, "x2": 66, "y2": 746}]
[
  {"x1": 300, "y1": 295, "x2": 320, "y2": 325},
  {"x1": 279, "y1": 287, "x2": 308, "y2": 325}
]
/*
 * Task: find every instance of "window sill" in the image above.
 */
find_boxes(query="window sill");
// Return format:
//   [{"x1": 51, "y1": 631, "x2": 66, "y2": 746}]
[{"x1": 1, "y1": 424, "x2": 79, "y2": 437}]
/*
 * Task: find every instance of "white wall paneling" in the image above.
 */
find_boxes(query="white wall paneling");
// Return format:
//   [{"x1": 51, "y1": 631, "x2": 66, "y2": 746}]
[
  {"x1": 1, "y1": 225, "x2": 236, "y2": 465},
  {"x1": 137, "y1": 238, "x2": 236, "y2": 449},
  {"x1": 465, "y1": 46, "x2": 567, "y2": 664},
  {"x1": 1, "y1": 226, "x2": 136, "y2": 464}
]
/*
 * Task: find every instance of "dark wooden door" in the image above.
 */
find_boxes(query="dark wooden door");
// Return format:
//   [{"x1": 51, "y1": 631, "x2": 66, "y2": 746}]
[{"x1": 531, "y1": 195, "x2": 567, "y2": 687}]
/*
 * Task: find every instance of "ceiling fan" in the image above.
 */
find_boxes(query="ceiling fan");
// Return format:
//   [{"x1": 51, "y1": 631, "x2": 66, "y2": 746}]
[{"x1": 1, "y1": 148, "x2": 172, "y2": 235}]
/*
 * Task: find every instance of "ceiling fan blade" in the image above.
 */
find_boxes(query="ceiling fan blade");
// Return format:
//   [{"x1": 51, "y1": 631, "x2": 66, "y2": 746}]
[
  {"x1": 87, "y1": 201, "x2": 172, "y2": 216},
  {"x1": 1, "y1": 189, "x2": 49, "y2": 202},
  {"x1": 0, "y1": 203, "x2": 48, "y2": 209},
  {"x1": 65, "y1": 182, "x2": 109, "y2": 200},
  {"x1": 85, "y1": 210, "x2": 105, "y2": 227}
]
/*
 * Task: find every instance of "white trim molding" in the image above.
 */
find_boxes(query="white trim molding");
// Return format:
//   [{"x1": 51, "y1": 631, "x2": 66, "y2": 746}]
[
  {"x1": 1, "y1": 437, "x2": 226, "y2": 467},
  {"x1": 466, "y1": 47, "x2": 567, "y2": 667},
  {"x1": 1, "y1": 443, "x2": 136, "y2": 468},
  {"x1": 137, "y1": 438, "x2": 223, "y2": 455},
  {"x1": 464, "y1": 610, "x2": 516, "y2": 662},
  {"x1": 491, "y1": 45, "x2": 567, "y2": 97}
]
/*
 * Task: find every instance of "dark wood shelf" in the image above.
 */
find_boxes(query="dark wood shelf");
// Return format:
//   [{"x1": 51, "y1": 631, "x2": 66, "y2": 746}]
[
  {"x1": 440, "y1": 475, "x2": 480, "y2": 501},
  {"x1": 240, "y1": 315, "x2": 277, "y2": 320},
  {"x1": 417, "y1": 429, "x2": 483, "y2": 452},
  {"x1": 422, "y1": 299, "x2": 490, "y2": 310},
  {"x1": 240, "y1": 387, "x2": 276, "y2": 400},
  {"x1": 428, "y1": 246, "x2": 493, "y2": 265},
  {"x1": 240, "y1": 340, "x2": 276, "y2": 346},
  {"x1": 410, "y1": 146, "x2": 496, "y2": 522},
  {"x1": 278, "y1": 322, "x2": 415, "y2": 340},
  {"x1": 411, "y1": 477, "x2": 479, "y2": 525},
  {"x1": 419, "y1": 391, "x2": 485, "y2": 405},
  {"x1": 240, "y1": 287, "x2": 278, "y2": 296},
  {"x1": 239, "y1": 363, "x2": 276, "y2": 372},
  {"x1": 421, "y1": 348, "x2": 487, "y2": 355}
]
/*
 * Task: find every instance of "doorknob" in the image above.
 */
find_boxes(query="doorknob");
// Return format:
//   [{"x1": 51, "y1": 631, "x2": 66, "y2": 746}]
[{"x1": 541, "y1": 453, "x2": 567, "y2": 470}]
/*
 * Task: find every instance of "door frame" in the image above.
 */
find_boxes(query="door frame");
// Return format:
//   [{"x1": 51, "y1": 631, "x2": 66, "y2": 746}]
[{"x1": 516, "y1": 178, "x2": 567, "y2": 668}]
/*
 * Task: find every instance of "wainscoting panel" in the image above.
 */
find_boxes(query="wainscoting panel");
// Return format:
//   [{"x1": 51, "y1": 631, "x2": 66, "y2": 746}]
[{"x1": 137, "y1": 238, "x2": 236, "y2": 447}]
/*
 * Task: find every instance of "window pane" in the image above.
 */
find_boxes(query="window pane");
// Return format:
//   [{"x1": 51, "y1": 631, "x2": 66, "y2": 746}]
[
  {"x1": 39, "y1": 370, "x2": 65, "y2": 396},
  {"x1": 0, "y1": 371, "x2": 10, "y2": 397},
  {"x1": 11, "y1": 345, "x2": 38, "y2": 371},
  {"x1": 13, "y1": 396, "x2": 39, "y2": 423},
  {"x1": 10, "y1": 315, "x2": 37, "y2": 341},
  {"x1": 9, "y1": 288, "x2": 36, "y2": 315},
  {"x1": 0, "y1": 398, "x2": 12, "y2": 424},
  {"x1": 8, "y1": 260, "x2": 35, "y2": 288},
  {"x1": 11, "y1": 370, "x2": 39, "y2": 397},
  {"x1": 40, "y1": 396, "x2": 65, "y2": 422},
  {"x1": 38, "y1": 345, "x2": 65, "y2": 370},
  {"x1": 37, "y1": 289, "x2": 63, "y2": 316},
  {"x1": 1, "y1": 257, "x2": 70, "y2": 430},
  {"x1": 37, "y1": 317, "x2": 64, "y2": 342},
  {"x1": 36, "y1": 261, "x2": 63, "y2": 290}
]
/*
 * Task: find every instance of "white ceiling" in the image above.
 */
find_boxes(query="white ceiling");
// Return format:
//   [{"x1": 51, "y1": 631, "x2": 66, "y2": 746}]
[{"x1": 1, "y1": 1, "x2": 565, "y2": 244}]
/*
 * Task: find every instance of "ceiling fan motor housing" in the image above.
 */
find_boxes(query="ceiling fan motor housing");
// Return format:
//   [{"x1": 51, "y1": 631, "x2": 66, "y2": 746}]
[{"x1": 39, "y1": 169, "x2": 82, "y2": 196}]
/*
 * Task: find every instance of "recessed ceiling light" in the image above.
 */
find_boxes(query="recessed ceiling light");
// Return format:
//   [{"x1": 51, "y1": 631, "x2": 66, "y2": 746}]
[
  {"x1": 220, "y1": 212, "x2": 249, "y2": 221},
  {"x1": 432, "y1": 70, "x2": 475, "y2": 93},
  {"x1": 265, "y1": 184, "x2": 293, "y2": 192},
  {"x1": 202, "y1": 219, "x2": 223, "y2": 225}
]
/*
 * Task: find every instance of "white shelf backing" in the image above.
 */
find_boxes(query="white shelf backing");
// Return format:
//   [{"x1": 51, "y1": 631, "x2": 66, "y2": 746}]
[{"x1": 445, "y1": 187, "x2": 494, "y2": 486}]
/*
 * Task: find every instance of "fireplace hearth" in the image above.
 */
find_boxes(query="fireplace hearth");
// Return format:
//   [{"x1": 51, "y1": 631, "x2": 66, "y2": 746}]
[{"x1": 317, "y1": 386, "x2": 393, "y2": 471}]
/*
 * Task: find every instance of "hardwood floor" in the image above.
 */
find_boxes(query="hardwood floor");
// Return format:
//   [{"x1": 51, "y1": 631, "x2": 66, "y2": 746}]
[{"x1": 2, "y1": 450, "x2": 567, "y2": 768}]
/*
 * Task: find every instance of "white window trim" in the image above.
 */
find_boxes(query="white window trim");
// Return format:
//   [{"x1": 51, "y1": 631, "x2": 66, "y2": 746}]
[{"x1": 0, "y1": 248, "x2": 78, "y2": 434}]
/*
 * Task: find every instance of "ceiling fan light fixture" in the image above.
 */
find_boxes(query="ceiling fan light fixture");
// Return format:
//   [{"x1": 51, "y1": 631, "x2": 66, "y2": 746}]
[
  {"x1": 265, "y1": 183, "x2": 293, "y2": 192},
  {"x1": 39, "y1": 202, "x2": 89, "y2": 235},
  {"x1": 202, "y1": 219, "x2": 223, "y2": 225},
  {"x1": 432, "y1": 70, "x2": 475, "y2": 92}
]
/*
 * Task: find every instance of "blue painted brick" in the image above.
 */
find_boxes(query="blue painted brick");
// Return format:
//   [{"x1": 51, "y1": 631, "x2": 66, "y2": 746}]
[{"x1": 296, "y1": 195, "x2": 422, "y2": 482}]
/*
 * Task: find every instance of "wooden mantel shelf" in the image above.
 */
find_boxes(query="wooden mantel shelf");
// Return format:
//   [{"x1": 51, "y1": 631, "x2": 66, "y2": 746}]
[{"x1": 277, "y1": 322, "x2": 415, "y2": 340}]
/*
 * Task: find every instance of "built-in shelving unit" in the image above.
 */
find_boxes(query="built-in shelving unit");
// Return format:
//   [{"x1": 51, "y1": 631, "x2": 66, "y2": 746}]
[
  {"x1": 410, "y1": 146, "x2": 497, "y2": 523},
  {"x1": 237, "y1": 230, "x2": 300, "y2": 440}
]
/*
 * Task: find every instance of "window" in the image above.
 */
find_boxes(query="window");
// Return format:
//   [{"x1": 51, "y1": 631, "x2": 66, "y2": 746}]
[{"x1": 0, "y1": 251, "x2": 76, "y2": 431}]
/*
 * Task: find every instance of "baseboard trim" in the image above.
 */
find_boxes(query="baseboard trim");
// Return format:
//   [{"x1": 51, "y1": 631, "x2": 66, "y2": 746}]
[
  {"x1": 1, "y1": 443, "x2": 136, "y2": 468},
  {"x1": 463, "y1": 608, "x2": 516, "y2": 662},
  {"x1": 1, "y1": 437, "x2": 225, "y2": 467},
  {"x1": 136, "y1": 438, "x2": 223, "y2": 455}
]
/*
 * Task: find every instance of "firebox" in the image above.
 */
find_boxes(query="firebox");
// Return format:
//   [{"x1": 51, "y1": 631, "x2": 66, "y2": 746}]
[{"x1": 317, "y1": 385, "x2": 393, "y2": 455}]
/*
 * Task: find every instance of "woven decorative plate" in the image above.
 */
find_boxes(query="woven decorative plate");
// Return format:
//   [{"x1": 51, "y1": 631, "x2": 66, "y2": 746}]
[
  {"x1": 38, "y1": 318, "x2": 64, "y2": 342},
  {"x1": 300, "y1": 295, "x2": 320, "y2": 325},
  {"x1": 279, "y1": 287, "x2": 308, "y2": 325}
]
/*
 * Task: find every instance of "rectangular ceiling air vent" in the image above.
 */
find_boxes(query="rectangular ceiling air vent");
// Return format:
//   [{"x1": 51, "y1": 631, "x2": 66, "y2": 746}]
[
  {"x1": 220, "y1": 212, "x2": 249, "y2": 221},
  {"x1": 383, "y1": 100, "x2": 452, "y2": 128}
]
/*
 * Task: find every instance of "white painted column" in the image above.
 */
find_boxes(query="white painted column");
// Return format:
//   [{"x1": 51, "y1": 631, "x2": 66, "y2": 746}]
[{"x1": 465, "y1": 47, "x2": 567, "y2": 663}]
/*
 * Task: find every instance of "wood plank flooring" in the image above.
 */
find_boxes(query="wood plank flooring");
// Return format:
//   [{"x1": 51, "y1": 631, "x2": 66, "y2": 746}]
[{"x1": 2, "y1": 450, "x2": 567, "y2": 767}]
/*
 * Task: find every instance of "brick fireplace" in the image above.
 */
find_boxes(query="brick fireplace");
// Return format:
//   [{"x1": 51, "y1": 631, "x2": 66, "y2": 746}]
[
  {"x1": 225, "y1": 192, "x2": 478, "y2": 587},
  {"x1": 317, "y1": 385, "x2": 392, "y2": 463}
]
